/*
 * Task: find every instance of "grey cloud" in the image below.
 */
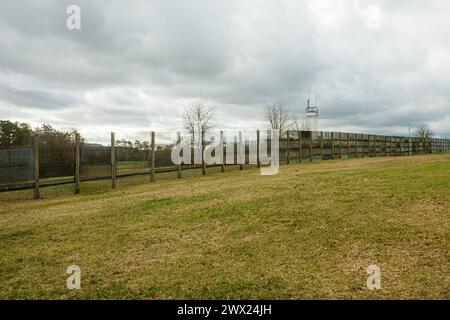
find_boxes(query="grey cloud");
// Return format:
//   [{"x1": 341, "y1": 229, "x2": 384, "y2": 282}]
[
  {"x1": 0, "y1": 85, "x2": 79, "y2": 110},
  {"x1": 0, "y1": 0, "x2": 449, "y2": 142}
]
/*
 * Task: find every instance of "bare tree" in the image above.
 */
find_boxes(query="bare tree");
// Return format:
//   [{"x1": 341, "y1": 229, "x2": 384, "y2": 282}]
[
  {"x1": 415, "y1": 123, "x2": 434, "y2": 139},
  {"x1": 182, "y1": 101, "x2": 215, "y2": 146},
  {"x1": 182, "y1": 102, "x2": 215, "y2": 175},
  {"x1": 300, "y1": 119, "x2": 312, "y2": 131},
  {"x1": 263, "y1": 103, "x2": 296, "y2": 136}
]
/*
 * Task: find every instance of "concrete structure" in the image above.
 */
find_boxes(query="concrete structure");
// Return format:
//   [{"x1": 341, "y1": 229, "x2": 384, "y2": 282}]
[{"x1": 304, "y1": 99, "x2": 319, "y2": 131}]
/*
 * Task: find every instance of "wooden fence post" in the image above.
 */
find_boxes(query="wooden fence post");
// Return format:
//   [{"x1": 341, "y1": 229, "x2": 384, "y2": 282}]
[
  {"x1": 402, "y1": 137, "x2": 408, "y2": 156},
  {"x1": 409, "y1": 135, "x2": 412, "y2": 156},
  {"x1": 369, "y1": 135, "x2": 373, "y2": 157},
  {"x1": 428, "y1": 137, "x2": 431, "y2": 154},
  {"x1": 286, "y1": 130, "x2": 290, "y2": 164},
  {"x1": 111, "y1": 132, "x2": 117, "y2": 189},
  {"x1": 362, "y1": 134, "x2": 369, "y2": 158},
  {"x1": 386, "y1": 136, "x2": 389, "y2": 156},
  {"x1": 362, "y1": 135, "x2": 364, "y2": 158},
  {"x1": 201, "y1": 130, "x2": 206, "y2": 175},
  {"x1": 392, "y1": 136, "x2": 395, "y2": 156},
  {"x1": 397, "y1": 137, "x2": 400, "y2": 156},
  {"x1": 380, "y1": 136, "x2": 383, "y2": 156},
  {"x1": 371, "y1": 135, "x2": 374, "y2": 157},
  {"x1": 310, "y1": 132, "x2": 314, "y2": 162},
  {"x1": 33, "y1": 135, "x2": 40, "y2": 199},
  {"x1": 384, "y1": 136, "x2": 388, "y2": 157},
  {"x1": 370, "y1": 135, "x2": 373, "y2": 157},
  {"x1": 373, "y1": 135, "x2": 380, "y2": 158},
  {"x1": 331, "y1": 132, "x2": 334, "y2": 159},
  {"x1": 347, "y1": 133, "x2": 350, "y2": 158},
  {"x1": 373, "y1": 135, "x2": 376, "y2": 157},
  {"x1": 402, "y1": 137, "x2": 405, "y2": 155},
  {"x1": 320, "y1": 131, "x2": 324, "y2": 160},
  {"x1": 150, "y1": 131, "x2": 156, "y2": 182},
  {"x1": 256, "y1": 130, "x2": 260, "y2": 168},
  {"x1": 221, "y1": 130, "x2": 226, "y2": 172},
  {"x1": 75, "y1": 133, "x2": 80, "y2": 194},
  {"x1": 355, "y1": 134, "x2": 358, "y2": 158},
  {"x1": 339, "y1": 132, "x2": 342, "y2": 159},
  {"x1": 298, "y1": 131, "x2": 302, "y2": 163},
  {"x1": 177, "y1": 132, "x2": 182, "y2": 179},
  {"x1": 391, "y1": 137, "x2": 397, "y2": 157},
  {"x1": 375, "y1": 136, "x2": 378, "y2": 156},
  {"x1": 361, "y1": 135, "x2": 364, "y2": 157},
  {"x1": 379, "y1": 136, "x2": 382, "y2": 156},
  {"x1": 378, "y1": 136, "x2": 381, "y2": 156},
  {"x1": 391, "y1": 137, "x2": 394, "y2": 156}
]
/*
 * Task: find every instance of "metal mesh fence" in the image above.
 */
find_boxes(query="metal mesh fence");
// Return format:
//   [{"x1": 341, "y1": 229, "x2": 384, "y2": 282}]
[
  {"x1": 80, "y1": 145, "x2": 111, "y2": 180},
  {"x1": 1, "y1": 130, "x2": 449, "y2": 195},
  {"x1": 0, "y1": 148, "x2": 34, "y2": 187},
  {"x1": 39, "y1": 143, "x2": 74, "y2": 180}
]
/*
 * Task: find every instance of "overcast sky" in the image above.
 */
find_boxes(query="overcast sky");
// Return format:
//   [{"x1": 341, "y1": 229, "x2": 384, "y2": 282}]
[{"x1": 1, "y1": 0, "x2": 449, "y2": 143}]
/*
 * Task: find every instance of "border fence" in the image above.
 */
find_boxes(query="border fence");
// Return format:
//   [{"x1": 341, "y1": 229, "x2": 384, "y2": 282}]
[{"x1": 1, "y1": 130, "x2": 449, "y2": 199}]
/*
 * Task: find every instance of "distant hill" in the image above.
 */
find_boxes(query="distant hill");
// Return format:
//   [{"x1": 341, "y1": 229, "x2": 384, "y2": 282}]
[{"x1": 85, "y1": 143, "x2": 105, "y2": 148}]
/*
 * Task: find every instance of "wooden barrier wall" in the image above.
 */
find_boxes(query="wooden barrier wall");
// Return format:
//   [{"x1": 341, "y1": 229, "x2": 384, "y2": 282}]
[{"x1": 1, "y1": 130, "x2": 449, "y2": 198}]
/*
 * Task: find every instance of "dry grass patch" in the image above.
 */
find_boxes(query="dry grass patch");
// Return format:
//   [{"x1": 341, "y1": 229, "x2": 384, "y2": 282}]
[{"x1": 0, "y1": 154, "x2": 449, "y2": 299}]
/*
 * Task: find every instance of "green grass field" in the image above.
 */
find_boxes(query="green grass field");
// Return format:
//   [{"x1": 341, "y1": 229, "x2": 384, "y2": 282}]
[{"x1": 0, "y1": 154, "x2": 449, "y2": 299}]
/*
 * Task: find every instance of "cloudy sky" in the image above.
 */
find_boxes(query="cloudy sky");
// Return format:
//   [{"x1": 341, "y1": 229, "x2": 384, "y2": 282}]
[{"x1": 1, "y1": 0, "x2": 449, "y2": 143}]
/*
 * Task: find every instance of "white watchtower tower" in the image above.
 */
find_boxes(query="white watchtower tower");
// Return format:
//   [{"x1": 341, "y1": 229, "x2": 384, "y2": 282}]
[{"x1": 305, "y1": 98, "x2": 319, "y2": 131}]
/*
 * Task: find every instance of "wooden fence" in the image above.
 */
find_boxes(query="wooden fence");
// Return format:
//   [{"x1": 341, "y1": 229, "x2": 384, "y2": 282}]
[{"x1": 1, "y1": 130, "x2": 449, "y2": 199}]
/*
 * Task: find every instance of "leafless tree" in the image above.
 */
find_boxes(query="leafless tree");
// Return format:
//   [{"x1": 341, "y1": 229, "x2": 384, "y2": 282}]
[
  {"x1": 300, "y1": 119, "x2": 312, "y2": 131},
  {"x1": 182, "y1": 101, "x2": 215, "y2": 146},
  {"x1": 263, "y1": 103, "x2": 296, "y2": 136},
  {"x1": 182, "y1": 102, "x2": 215, "y2": 175},
  {"x1": 415, "y1": 123, "x2": 434, "y2": 139}
]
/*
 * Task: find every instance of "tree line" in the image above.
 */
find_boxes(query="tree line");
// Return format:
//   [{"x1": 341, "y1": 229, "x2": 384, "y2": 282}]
[{"x1": 0, "y1": 120, "x2": 80, "y2": 150}]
